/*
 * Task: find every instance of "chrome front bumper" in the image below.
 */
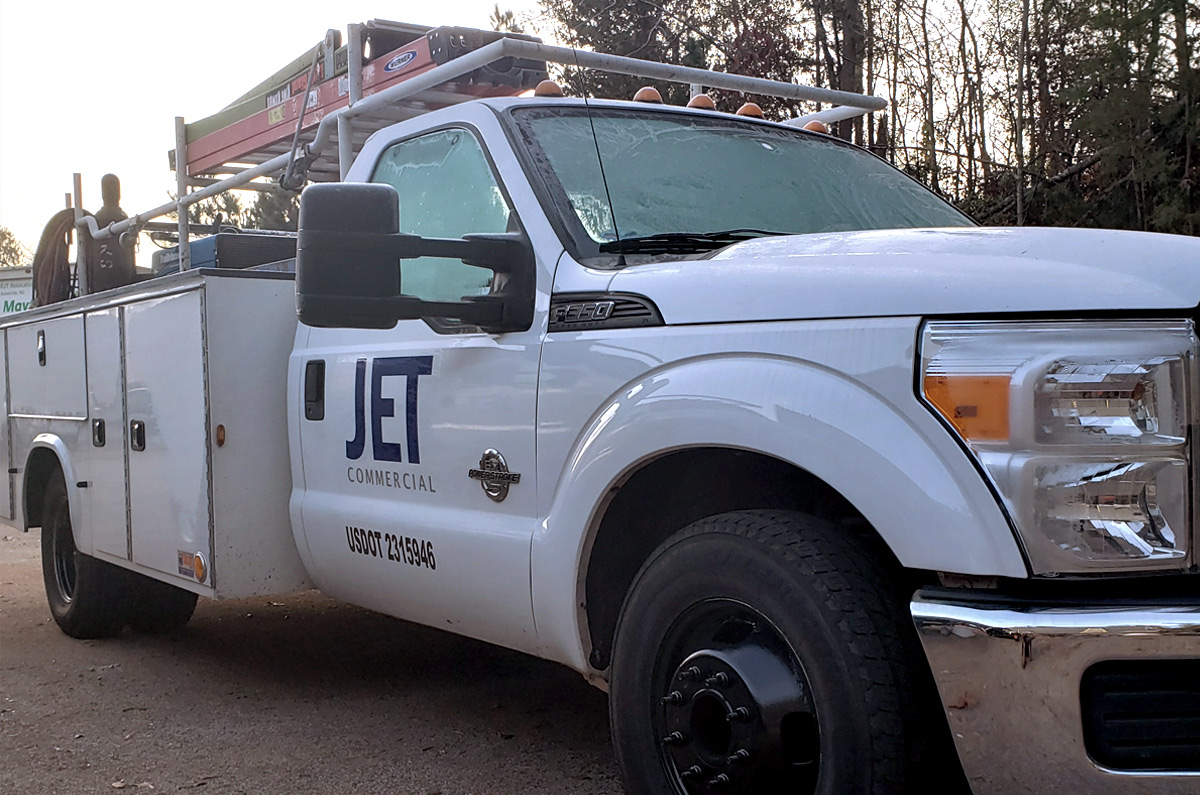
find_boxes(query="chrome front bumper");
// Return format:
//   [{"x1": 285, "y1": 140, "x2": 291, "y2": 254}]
[{"x1": 912, "y1": 591, "x2": 1200, "y2": 793}]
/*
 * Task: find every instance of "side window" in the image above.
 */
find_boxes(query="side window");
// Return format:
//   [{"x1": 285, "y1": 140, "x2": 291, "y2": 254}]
[{"x1": 370, "y1": 129, "x2": 512, "y2": 302}]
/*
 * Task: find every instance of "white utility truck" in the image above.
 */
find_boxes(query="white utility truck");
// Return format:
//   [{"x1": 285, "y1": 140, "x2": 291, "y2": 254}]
[{"x1": 3, "y1": 21, "x2": 1198, "y2": 795}]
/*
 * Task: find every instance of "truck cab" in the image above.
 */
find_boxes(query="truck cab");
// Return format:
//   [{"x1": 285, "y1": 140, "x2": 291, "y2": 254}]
[{"x1": 291, "y1": 93, "x2": 1200, "y2": 793}]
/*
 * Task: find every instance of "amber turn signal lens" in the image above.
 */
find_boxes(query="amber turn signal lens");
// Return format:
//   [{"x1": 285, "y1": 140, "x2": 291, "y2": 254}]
[
  {"x1": 687, "y1": 93, "x2": 716, "y2": 109},
  {"x1": 533, "y1": 79, "x2": 564, "y2": 97},
  {"x1": 803, "y1": 120, "x2": 829, "y2": 134},
  {"x1": 924, "y1": 375, "x2": 1010, "y2": 441},
  {"x1": 736, "y1": 102, "x2": 764, "y2": 118}
]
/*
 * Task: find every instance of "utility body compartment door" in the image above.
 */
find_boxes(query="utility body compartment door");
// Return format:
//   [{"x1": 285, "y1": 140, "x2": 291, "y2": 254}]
[
  {"x1": 5, "y1": 316, "x2": 87, "y2": 531},
  {"x1": 124, "y1": 291, "x2": 211, "y2": 586},
  {"x1": 82, "y1": 308, "x2": 129, "y2": 560},
  {"x1": 7, "y1": 316, "x2": 87, "y2": 419}
]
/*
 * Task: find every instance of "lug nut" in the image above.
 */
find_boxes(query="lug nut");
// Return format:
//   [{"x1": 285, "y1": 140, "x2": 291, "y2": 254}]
[
  {"x1": 662, "y1": 690, "x2": 686, "y2": 705},
  {"x1": 661, "y1": 731, "x2": 685, "y2": 746},
  {"x1": 726, "y1": 749, "x2": 750, "y2": 765},
  {"x1": 678, "y1": 666, "x2": 701, "y2": 681},
  {"x1": 705, "y1": 672, "x2": 729, "y2": 688},
  {"x1": 726, "y1": 706, "x2": 751, "y2": 722},
  {"x1": 680, "y1": 765, "x2": 702, "y2": 779},
  {"x1": 708, "y1": 774, "x2": 731, "y2": 787}
]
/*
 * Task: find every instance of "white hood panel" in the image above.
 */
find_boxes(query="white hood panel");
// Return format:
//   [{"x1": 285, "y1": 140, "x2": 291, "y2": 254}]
[{"x1": 606, "y1": 227, "x2": 1200, "y2": 324}]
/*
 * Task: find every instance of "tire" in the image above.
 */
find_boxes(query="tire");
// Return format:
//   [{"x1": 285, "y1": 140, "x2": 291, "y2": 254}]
[
  {"x1": 126, "y1": 573, "x2": 198, "y2": 634},
  {"x1": 609, "y1": 509, "x2": 957, "y2": 795},
  {"x1": 40, "y1": 471, "x2": 131, "y2": 639}
]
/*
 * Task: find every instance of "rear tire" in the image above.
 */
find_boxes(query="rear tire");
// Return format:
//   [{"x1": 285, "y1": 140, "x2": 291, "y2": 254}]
[
  {"x1": 609, "y1": 509, "x2": 955, "y2": 794},
  {"x1": 40, "y1": 471, "x2": 131, "y2": 639},
  {"x1": 126, "y1": 574, "x2": 198, "y2": 634}
]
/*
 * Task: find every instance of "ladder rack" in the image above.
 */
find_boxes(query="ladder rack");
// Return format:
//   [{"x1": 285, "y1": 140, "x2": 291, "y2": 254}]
[
  {"x1": 75, "y1": 25, "x2": 887, "y2": 280},
  {"x1": 175, "y1": 22, "x2": 547, "y2": 184}
]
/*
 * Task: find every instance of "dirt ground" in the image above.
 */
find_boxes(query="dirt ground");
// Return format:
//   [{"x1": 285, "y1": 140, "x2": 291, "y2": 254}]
[{"x1": 0, "y1": 530, "x2": 623, "y2": 795}]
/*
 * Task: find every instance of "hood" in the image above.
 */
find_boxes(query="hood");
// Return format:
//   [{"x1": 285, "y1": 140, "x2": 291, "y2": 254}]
[{"x1": 605, "y1": 227, "x2": 1200, "y2": 325}]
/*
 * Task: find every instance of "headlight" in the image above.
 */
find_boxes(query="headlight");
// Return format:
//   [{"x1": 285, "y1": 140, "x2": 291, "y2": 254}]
[{"x1": 920, "y1": 320, "x2": 1195, "y2": 575}]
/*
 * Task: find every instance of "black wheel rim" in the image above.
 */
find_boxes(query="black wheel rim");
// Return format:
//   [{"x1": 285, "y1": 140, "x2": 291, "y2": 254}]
[
  {"x1": 50, "y1": 500, "x2": 76, "y2": 603},
  {"x1": 653, "y1": 599, "x2": 819, "y2": 794}
]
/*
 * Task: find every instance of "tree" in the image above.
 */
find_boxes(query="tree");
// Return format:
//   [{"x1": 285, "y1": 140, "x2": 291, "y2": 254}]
[
  {"x1": 694, "y1": 0, "x2": 810, "y2": 118},
  {"x1": 807, "y1": 0, "x2": 867, "y2": 141},
  {"x1": 246, "y1": 190, "x2": 301, "y2": 232},
  {"x1": 1063, "y1": 0, "x2": 1199, "y2": 234},
  {"x1": 540, "y1": 0, "x2": 808, "y2": 115},
  {"x1": 177, "y1": 189, "x2": 299, "y2": 232},
  {"x1": 972, "y1": 0, "x2": 1199, "y2": 234},
  {"x1": 540, "y1": 0, "x2": 699, "y2": 104},
  {"x1": 490, "y1": 4, "x2": 526, "y2": 32},
  {"x1": 0, "y1": 227, "x2": 32, "y2": 268},
  {"x1": 185, "y1": 191, "x2": 248, "y2": 229}
]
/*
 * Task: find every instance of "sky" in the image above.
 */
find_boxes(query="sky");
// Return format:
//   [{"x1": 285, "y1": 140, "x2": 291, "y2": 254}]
[{"x1": 0, "y1": 1, "x2": 542, "y2": 263}]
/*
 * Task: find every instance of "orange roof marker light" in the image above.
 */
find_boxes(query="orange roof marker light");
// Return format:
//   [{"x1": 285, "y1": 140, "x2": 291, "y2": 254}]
[
  {"x1": 533, "y1": 79, "x2": 564, "y2": 97},
  {"x1": 803, "y1": 120, "x2": 830, "y2": 134},
  {"x1": 633, "y1": 86, "x2": 664, "y2": 103},
  {"x1": 687, "y1": 93, "x2": 716, "y2": 109},
  {"x1": 735, "y1": 102, "x2": 764, "y2": 118}
]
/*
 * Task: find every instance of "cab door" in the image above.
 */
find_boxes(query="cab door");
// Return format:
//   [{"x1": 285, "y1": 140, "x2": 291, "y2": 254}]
[{"x1": 295, "y1": 122, "x2": 551, "y2": 655}]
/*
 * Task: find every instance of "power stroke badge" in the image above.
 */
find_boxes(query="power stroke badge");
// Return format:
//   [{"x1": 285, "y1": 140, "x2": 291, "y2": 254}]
[{"x1": 468, "y1": 449, "x2": 521, "y2": 502}]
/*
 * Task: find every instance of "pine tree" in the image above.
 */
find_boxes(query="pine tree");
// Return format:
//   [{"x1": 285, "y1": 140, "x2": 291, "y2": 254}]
[{"x1": 0, "y1": 227, "x2": 32, "y2": 268}]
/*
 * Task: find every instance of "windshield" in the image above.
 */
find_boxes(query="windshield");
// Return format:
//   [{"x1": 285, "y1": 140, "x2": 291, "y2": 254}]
[{"x1": 510, "y1": 106, "x2": 973, "y2": 260}]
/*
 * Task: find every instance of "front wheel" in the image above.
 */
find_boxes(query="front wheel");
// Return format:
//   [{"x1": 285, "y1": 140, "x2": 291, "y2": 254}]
[
  {"x1": 609, "y1": 510, "x2": 954, "y2": 794},
  {"x1": 40, "y1": 471, "x2": 131, "y2": 638}
]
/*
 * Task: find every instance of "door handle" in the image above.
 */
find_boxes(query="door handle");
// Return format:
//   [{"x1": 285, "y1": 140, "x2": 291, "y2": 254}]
[
  {"x1": 36, "y1": 330, "x2": 45, "y2": 366},
  {"x1": 92, "y1": 419, "x2": 106, "y2": 447},
  {"x1": 130, "y1": 420, "x2": 146, "y2": 452},
  {"x1": 304, "y1": 360, "x2": 325, "y2": 421}
]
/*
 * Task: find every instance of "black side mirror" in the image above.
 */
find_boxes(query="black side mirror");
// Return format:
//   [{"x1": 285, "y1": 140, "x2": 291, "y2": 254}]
[
  {"x1": 296, "y1": 183, "x2": 534, "y2": 333},
  {"x1": 296, "y1": 183, "x2": 402, "y2": 330}
]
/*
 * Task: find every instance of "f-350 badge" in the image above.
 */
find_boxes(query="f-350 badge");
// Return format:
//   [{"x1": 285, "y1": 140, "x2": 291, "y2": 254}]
[{"x1": 468, "y1": 449, "x2": 521, "y2": 502}]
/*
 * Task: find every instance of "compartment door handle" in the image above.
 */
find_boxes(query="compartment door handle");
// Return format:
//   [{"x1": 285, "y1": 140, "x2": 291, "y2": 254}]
[
  {"x1": 130, "y1": 420, "x2": 146, "y2": 452},
  {"x1": 304, "y1": 360, "x2": 325, "y2": 421},
  {"x1": 36, "y1": 330, "x2": 45, "y2": 366}
]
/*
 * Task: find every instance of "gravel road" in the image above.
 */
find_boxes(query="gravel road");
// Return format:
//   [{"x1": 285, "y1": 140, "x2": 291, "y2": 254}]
[{"x1": 0, "y1": 530, "x2": 623, "y2": 795}]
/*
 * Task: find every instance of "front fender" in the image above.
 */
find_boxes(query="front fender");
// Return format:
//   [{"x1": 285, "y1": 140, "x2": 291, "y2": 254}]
[
  {"x1": 25, "y1": 434, "x2": 88, "y2": 553},
  {"x1": 531, "y1": 351, "x2": 1025, "y2": 671}
]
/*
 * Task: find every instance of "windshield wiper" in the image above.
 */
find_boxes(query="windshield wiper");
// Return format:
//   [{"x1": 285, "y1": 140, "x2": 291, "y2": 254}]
[{"x1": 597, "y1": 228, "x2": 790, "y2": 255}]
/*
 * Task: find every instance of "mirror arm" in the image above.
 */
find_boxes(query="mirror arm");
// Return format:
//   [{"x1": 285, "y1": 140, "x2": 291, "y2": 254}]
[
  {"x1": 302, "y1": 231, "x2": 529, "y2": 276},
  {"x1": 300, "y1": 293, "x2": 505, "y2": 326},
  {"x1": 413, "y1": 233, "x2": 529, "y2": 274},
  {"x1": 300, "y1": 228, "x2": 422, "y2": 257},
  {"x1": 460, "y1": 233, "x2": 531, "y2": 274},
  {"x1": 408, "y1": 296, "x2": 505, "y2": 325}
]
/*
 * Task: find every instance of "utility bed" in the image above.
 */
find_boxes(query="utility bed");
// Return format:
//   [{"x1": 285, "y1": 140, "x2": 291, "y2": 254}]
[{"x1": 0, "y1": 269, "x2": 311, "y2": 598}]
